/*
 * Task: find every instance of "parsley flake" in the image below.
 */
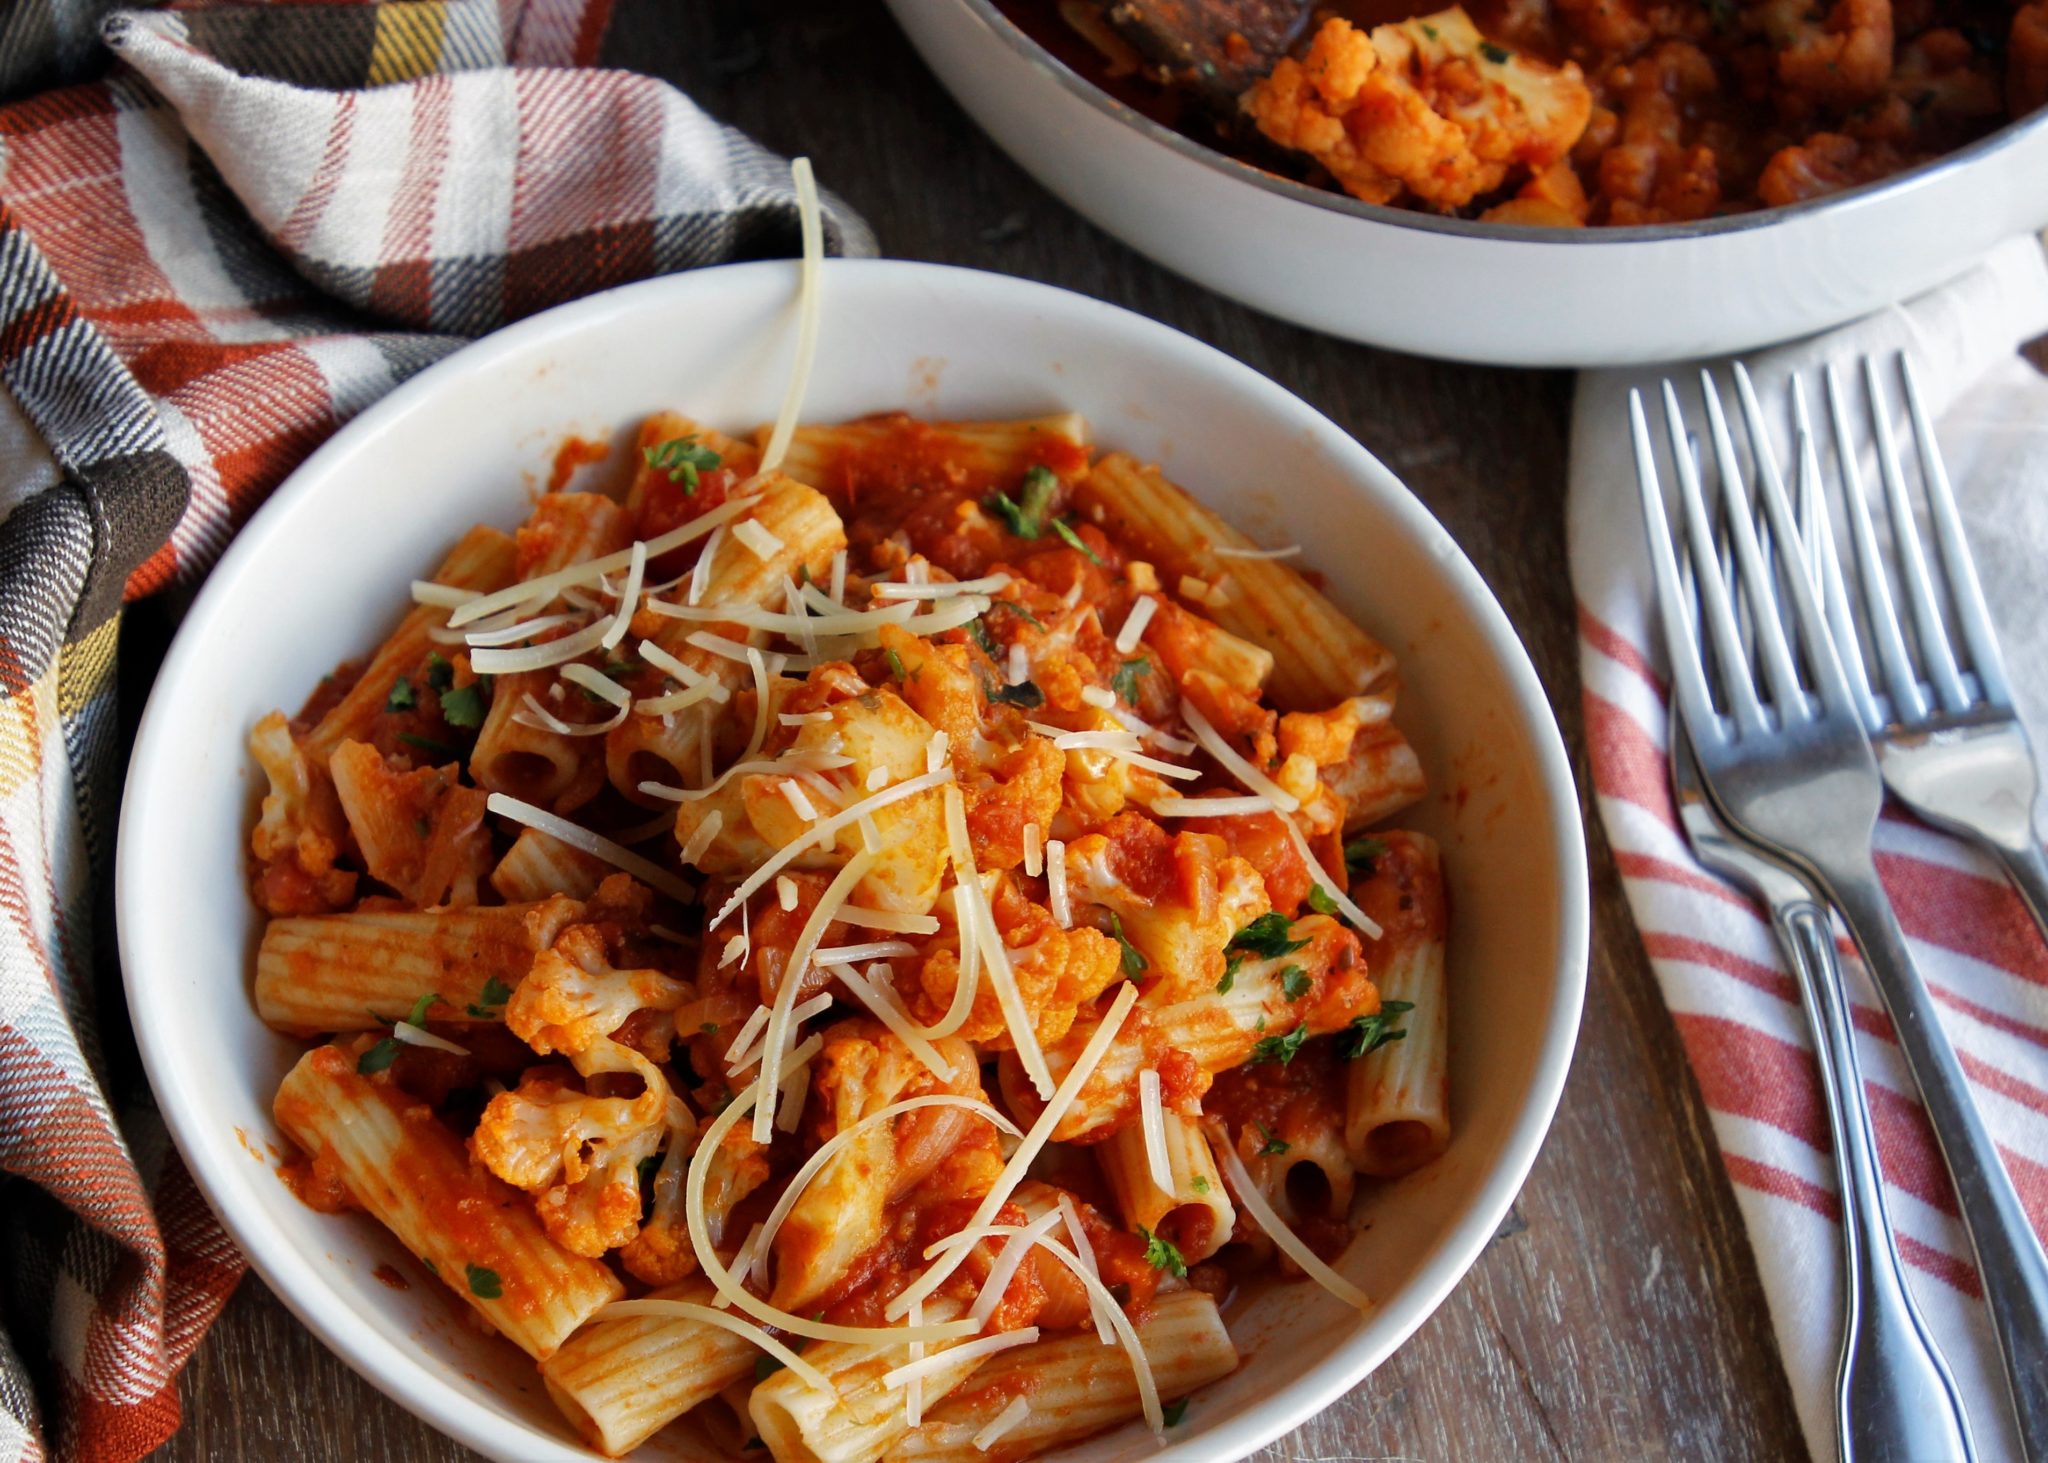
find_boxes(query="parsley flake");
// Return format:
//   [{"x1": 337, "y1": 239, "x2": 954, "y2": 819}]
[
  {"x1": 466, "y1": 975, "x2": 513, "y2": 1018},
  {"x1": 425, "y1": 652, "x2": 454, "y2": 692},
  {"x1": 1106, "y1": 911, "x2": 1148, "y2": 977},
  {"x1": 967, "y1": 616, "x2": 999, "y2": 658},
  {"x1": 995, "y1": 598, "x2": 1045, "y2": 629},
  {"x1": 1226, "y1": 912, "x2": 1309, "y2": 962},
  {"x1": 700, "y1": 1021, "x2": 719, "y2": 1035},
  {"x1": 1306, "y1": 884, "x2": 1338, "y2": 916},
  {"x1": 439, "y1": 681, "x2": 487, "y2": 729},
  {"x1": 1163, "y1": 1398, "x2": 1191, "y2": 1427},
  {"x1": 1339, "y1": 1001, "x2": 1415, "y2": 1060},
  {"x1": 885, "y1": 648, "x2": 907, "y2": 681},
  {"x1": 1139, "y1": 1225, "x2": 1188, "y2": 1277},
  {"x1": 987, "y1": 464, "x2": 1060, "y2": 539},
  {"x1": 644, "y1": 434, "x2": 722, "y2": 493},
  {"x1": 405, "y1": 992, "x2": 442, "y2": 1028},
  {"x1": 385, "y1": 676, "x2": 417, "y2": 713},
  {"x1": 1480, "y1": 40, "x2": 1511, "y2": 61},
  {"x1": 1255, "y1": 1121, "x2": 1290, "y2": 1156},
  {"x1": 1344, "y1": 837, "x2": 1387, "y2": 878},
  {"x1": 1216, "y1": 961, "x2": 1237, "y2": 995},
  {"x1": 465, "y1": 1264, "x2": 503, "y2": 1299},
  {"x1": 1247, "y1": 1022, "x2": 1310, "y2": 1066},
  {"x1": 398, "y1": 732, "x2": 462, "y2": 762},
  {"x1": 1110, "y1": 657, "x2": 1150, "y2": 704},
  {"x1": 356, "y1": 1038, "x2": 400, "y2": 1075},
  {"x1": 1052, "y1": 518, "x2": 1103, "y2": 565},
  {"x1": 1280, "y1": 965, "x2": 1312, "y2": 1001},
  {"x1": 1191, "y1": 1175, "x2": 1211, "y2": 1194}
]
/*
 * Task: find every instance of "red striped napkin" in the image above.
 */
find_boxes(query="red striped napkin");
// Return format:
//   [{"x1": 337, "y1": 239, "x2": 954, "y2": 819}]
[{"x1": 1569, "y1": 235, "x2": 2048, "y2": 1462}]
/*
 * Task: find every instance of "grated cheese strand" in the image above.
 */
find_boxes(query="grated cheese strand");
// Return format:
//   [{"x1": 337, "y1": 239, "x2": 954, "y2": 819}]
[
  {"x1": 1278, "y1": 812, "x2": 1383, "y2": 940},
  {"x1": 679, "y1": 809, "x2": 724, "y2": 866},
  {"x1": 470, "y1": 616, "x2": 613, "y2": 675},
  {"x1": 1210, "y1": 1119, "x2": 1373, "y2": 1310},
  {"x1": 835, "y1": 905, "x2": 940, "y2": 936},
  {"x1": 1138, "y1": 1070, "x2": 1174, "y2": 1195},
  {"x1": 484, "y1": 794, "x2": 695, "y2": 903},
  {"x1": 1046, "y1": 839, "x2": 1071, "y2": 927},
  {"x1": 1150, "y1": 795, "x2": 1275, "y2": 817},
  {"x1": 733, "y1": 518, "x2": 787, "y2": 561},
  {"x1": 874, "y1": 573, "x2": 1012, "y2": 600},
  {"x1": 599, "y1": 540, "x2": 647, "y2": 650},
  {"x1": 1213, "y1": 542, "x2": 1303, "y2": 560},
  {"x1": 1115, "y1": 595, "x2": 1157, "y2": 654},
  {"x1": 973, "y1": 1396, "x2": 1033, "y2": 1452},
  {"x1": 560, "y1": 662, "x2": 631, "y2": 708},
  {"x1": 882, "y1": 1327, "x2": 1040, "y2": 1392},
  {"x1": 944, "y1": 786, "x2": 1054, "y2": 1099},
  {"x1": 391, "y1": 1022, "x2": 469, "y2": 1056},
  {"x1": 1022, "y1": 822, "x2": 1043, "y2": 878},
  {"x1": 969, "y1": 1210, "x2": 1063, "y2": 1328},
  {"x1": 1179, "y1": 700, "x2": 1300, "y2": 812},
  {"x1": 826, "y1": 962, "x2": 957, "y2": 1081},
  {"x1": 410, "y1": 581, "x2": 478, "y2": 609},
  {"x1": 757, "y1": 156, "x2": 823, "y2": 475},
  {"x1": 1057, "y1": 1193, "x2": 1116, "y2": 1345},
  {"x1": 752, "y1": 851, "x2": 875, "y2": 1143}
]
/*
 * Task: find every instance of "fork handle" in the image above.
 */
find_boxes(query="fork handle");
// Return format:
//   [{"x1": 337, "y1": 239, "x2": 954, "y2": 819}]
[
  {"x1": 1823, "y1": 863, "x2": 2048, "y2": 1461},
  {"x1": 1777, "y1": 901, "x2": 1975, "y2": 1463}
]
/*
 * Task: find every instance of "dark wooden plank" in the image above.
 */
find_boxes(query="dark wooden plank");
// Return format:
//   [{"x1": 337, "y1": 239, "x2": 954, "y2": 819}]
[{"x1": 158, "y1": 1, "x2": 1807, "y2": 1457}]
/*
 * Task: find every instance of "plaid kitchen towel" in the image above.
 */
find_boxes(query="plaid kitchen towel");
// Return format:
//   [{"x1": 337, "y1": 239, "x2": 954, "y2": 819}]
[
  {"x1": 0, "y1": 5, "x2": 875, "y2": 1461},
  {"x1": 1570, "y1": 234, "x2": 2048, "y2": 1463}
]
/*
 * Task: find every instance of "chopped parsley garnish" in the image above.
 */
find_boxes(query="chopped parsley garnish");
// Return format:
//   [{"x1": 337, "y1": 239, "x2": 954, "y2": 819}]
[
  {"x1": 464, "y1": 1264, "x2": 503, "y2": 1299},
  {"x1": 438, "y1": 681, "x2": 487, "y2": 729},
  {"x1": 398, "y1": 732, "x2": 462, "y2": 762},
  {"x1": 637, "y1": 1153, "x2": 661, "y2": 1190},
  {"x1": 357, "y1": 1038, "x2": 400, "y2": 1075},
  {"x1": 1306, "y1": 884, "x2": 1337, "y2": 916},
  {"x1": 1191, "y1": 1175, "x2": 1210, "y2": 1194},
  {"x1": 1480, "y1": 40, "x2": 1511, "y2": 61},
  {"x1": 987, "y1": 464, "x2": 1059, "y2": 539},
  {"x1": 700, "y1": 1021, "x2": 719, "y2": 1035},
  {"x1": 967, "y1": 616, "x2": 999, "y2": 658},
  {"x1": 1344, "y1": 837, "x2": 1387, "y2": 878},
  {"x1": 644, "y1": 434, "x2": 721, "y2": 492},
  {"x1": 1247, "y1": 1022, "x2": 1310, "y2": 1066},
  {"x1": 1280, "y1": 965, "x2": 1312, "y2": 1001},
  {"x1": 988, "y1": 679, "x2": 1045, "y2": 709},
  {"x1": 885, "y1": 648, "x2": 907, "y2": 681},
  {"x1": 603, "y1": 657, "x2": 643, "y2": 680},
  {"x1": 755, "y1": 1353, "x2": 784, "y2": 1382},
  {"x1": 1110, "y1": 657, "x2": 1150, "y2": 704},
  {"x1": 1255, "y1": 1121, "x2": 1290, "y2": 1156},
  {"x1": 1216, "y1": 964, "x2": 1236, "y2": 995},
  {"x1": 994, "y1": 598, "x2": 1044, "y2": 629},
  {"x1": 1421, "y1": 21, "x2": 1440, "y2": 37},
  {"x1": 466, "y1": 975, "x2": 514, "y2": 1018},
  {"x1": 405, "y1": 992, "x2": 441, "y2": 1028},
  {"x1": 1052, "y1": 518, "x2": 1103, "y2": 564},
  {"x1": 1106, "y1": 911, "x2": 1148, "y2": 977},
  {"x1": 385, "y1": 676, "x2": 417, "y2": 713},
  {"x1": 1226, "y1": 912, "x2": 1309, "y2": 963},
  {"x1": 1162, "y1": 1398, "x2": 1191, "y2": 1427},
  {"x1": 1339, "y1": 1001, "x2": 1415, "y2": 1060},
  {"x1": 414, "y1": 815, "x2": 432, "y2": 838},
  {"x1": 425, "y1": 652, "x2": 454, "y2": 692},
  {"x1": 1138, "y1": 1225, "x2": 1188, "y2": 1278}
]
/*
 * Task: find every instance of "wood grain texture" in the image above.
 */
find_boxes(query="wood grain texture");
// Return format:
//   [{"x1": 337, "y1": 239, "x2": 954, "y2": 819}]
[{"x1": 159, "y1": 2, "x2": 1809, "y2": 1458}]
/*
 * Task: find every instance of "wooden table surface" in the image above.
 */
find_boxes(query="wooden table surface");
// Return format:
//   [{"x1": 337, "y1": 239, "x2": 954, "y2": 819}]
[{"x1": 159, "y1": 2, "x2": 1811, "y2": 1458}]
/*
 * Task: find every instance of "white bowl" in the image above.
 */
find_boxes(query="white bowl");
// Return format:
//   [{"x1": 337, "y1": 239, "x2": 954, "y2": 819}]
[
  {"x1": 118, "y1": 260, "x2": 1590, "y2": 1461},
  {"x1": 886, "y1": 0, "x2": 2048, "y2": 367}
]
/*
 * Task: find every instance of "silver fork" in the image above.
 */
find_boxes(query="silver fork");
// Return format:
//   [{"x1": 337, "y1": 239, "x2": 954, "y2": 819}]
[
  {"x1": 1812, "y1": 353, "x2": 2048, "y2": 942},
  {"x1": 1632, "y1": 367, "x2": 2048, "y2": 1461},
  {"x1": 1673, "y1": 545, "x2": 1971, "y2": 1460}
]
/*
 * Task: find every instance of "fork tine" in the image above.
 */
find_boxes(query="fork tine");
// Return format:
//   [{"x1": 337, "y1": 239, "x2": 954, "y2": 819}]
[
  {"x1": 1900, "y1": 352, "x2": 2010, "y2": 708},
  {"x1": 1792, "y1": 374, "x2": 1882, "y2": 731},
  {"x1": 1865, "y1": 355, "x2": 1969, "y2": 714},
  {"x1": 1662, "y1": 379, "x2": 1768, "y2": 736},
  {"x1": 1701, "y1": 370, "x2": 1804, "y2": 717},
  {"x1": 1825, "y1": 362, "x2": 1928, "y2": 725},
  {"x1": 1631, "y1": 389, "x2": 1723, "y2": 743},
  {"x1": 1733, "y1": 362, "x2": 1865, "y2": 724}
]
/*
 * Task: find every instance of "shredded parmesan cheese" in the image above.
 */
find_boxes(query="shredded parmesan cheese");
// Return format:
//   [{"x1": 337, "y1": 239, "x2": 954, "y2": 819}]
[
  {"x1": 826, "y1": 962, "x2": 957, "y2": 1081},
  {"x1": 1079, "y1": 685, "x2": 1115, "y2": 709},
  {"x1": 974, "y1": 1396, "x2": 1033, "y2": 1451},
  {"x1": 775, "y1": 875, "x2": 800, "y2": 911},
  {"x1": 757, "y1": 156, "x2": 823, "y2": 475},
  {"x1": 1278, "y1": 814, "x2": 1382, "y2": 939},
  {"x1": 470, "y1": 616, "x2": 613, "y2": 675},
  {"x1": 1179, "y1": 700, "x2": 1299, "y2": 812},
  {"x1": 779, "y1": 779, "x2": 821, "y2": 823},
  {"x1": 1138, "y1": 1070, "x2": 1174, "y2": 1195},
  {"x1": 409, "y1": 581, "x2": 478, "y2": 609},
  {"x1": 1056, "y1": 1193, "x2": 1115, "y2": 1345},
  {"x1": 1046, "y1": 839, "x2": 1071, "y2": 927},
  {"x1": 779, "y1": 711, "x2": 833, "y2": 726},
  {"x1": 813, "y1": 940, "x2": 917, "y2": 964},
  {"x1": 1115, "y1": 595, "x2": 1157, "y2": 654},
  {"x1": 753, "y1": 852, "x2": 875, "y2": 1143},
  {"x1": 392, "y1": 1022, "x2": 469, "y2": 1056},
  {"x1": 688, "y1": 524, "x2": 725, "y2": 607},
  {"x1": 732, "y1": 518, "x2": 787, "y2": 561},
  {"x1": 883, "y1": 1328, "x2": 1040, "y2": 1391},
  {"x1": 865, "y1": 766, "x2": 891, "y2": 791},
  {"x1": 835, "y1": 905, "x2": 939, "y2": 936},
  {"x1": 484, "y1": 794, "x2": 695, "y2": 902},
  {"x1": 593, "y1": 1299, "x2": 829, "y2": 1390},
  {"x1": 1007, "y1": 643, "x2": 1029, "y2": 686},
  {"x1": 722, "y1": 1006, "x2": 770, "y2": 1072},
  {"x1": 1210, "y1": 1120, "x2": 1374, "y2": 1311},
  {"x1": 969, "y1": 1211, "x2": 1063, "y2": 1328},
  {"x1": 463, "y1": 611, "x2": 578, "y2": 648},
  {"x1": 637, "y1": 639, "x2": 731, "y2": 702},
  {"x1": 874, "y1": 573, "x2": 1012, "y2": 600},
  {"x1": 1213, "y1": 542, "x2": 1303, "y2": 560},
  {"x1": 600, "y1": 540, "x2": 647, "y2": 650},
  {"x1": 1150, "y1": 795, "x2": 1275, "y2": 817},
  {"x1": 944, "y1": 787, "x2": 1053, "y2": 1098},
  {"x1": 560, "y1": 662, "x2": 630, "y2": 708},
  {"x1": 1022, "y1": 822, "x2": 1043, "y2": 878},
  {"x1": 829, "y1": 549, "x2": 847, "y2": 603},
  {"x1": 513, "y1": 692, "x2": 626, "y2": 738}
]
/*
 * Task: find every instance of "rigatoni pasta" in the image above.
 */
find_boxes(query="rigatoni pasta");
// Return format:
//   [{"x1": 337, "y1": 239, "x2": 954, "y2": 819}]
[{"x1": 246, "y1": 398, "x2": 1453, "y2": 1458}]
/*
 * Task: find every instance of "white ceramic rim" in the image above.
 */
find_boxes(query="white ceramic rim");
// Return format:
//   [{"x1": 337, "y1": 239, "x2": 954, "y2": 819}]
[
  {"x1": 117, "y1": 258, "x2": 1591, "y2": 1462},
  {"x1": 943, "y1": 0, "x2": 2048, "y2": 245}
]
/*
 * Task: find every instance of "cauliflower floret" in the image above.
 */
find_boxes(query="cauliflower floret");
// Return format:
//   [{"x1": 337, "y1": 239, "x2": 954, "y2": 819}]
[
  {"x1": 506, "y1": 922, "x2": 691, "y2": 1057},
  {"x1": 1242, "y1": 11, "x2": 1592, "y2": 210},
  {"x1": 1756, "y1": 130, "x2": 1905, "y2": 206},
  {"x1": 535, "y1": 1120, "x2": 664, "y2": 1258},
  {"x1": 328, "y1": 740, "x2": 491, "y2": 908},
  {"x1": 249, "y1": 712, "x2": 356, "y2": 914},
  {"x1": 470, "y1": 1068, "x2": 649, "y2": 1192},
  {"x1": 1596, "y1": 41, "x2": 1723, "y2": 224},
  {"x1": 1062, "y1": 814, "x2": 1271, "y2": 1003},
  {"x1": 771, "y1": 1020, "x2": 985, "y2": 1311},
  {"x1": 1774, "y1": 0, "x2": 1893, "y2": 106},
  {"x1": 908, "y1": 875, "x2": 1126, "y2": 1048}
]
